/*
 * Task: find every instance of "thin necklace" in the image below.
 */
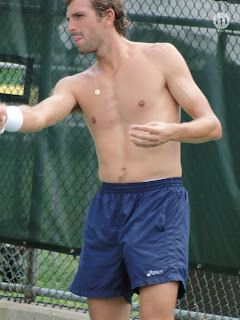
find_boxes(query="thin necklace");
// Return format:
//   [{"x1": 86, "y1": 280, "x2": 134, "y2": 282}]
[{"x1": 94, "y1": 47, "x2": 126, "y2": 95}]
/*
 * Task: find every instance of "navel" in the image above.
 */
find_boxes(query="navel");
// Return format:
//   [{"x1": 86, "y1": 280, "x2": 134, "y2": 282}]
[
  {"x1": 138, "y1": 100, "x2": 146, "y2": 107},
  {"x1": 119, "y1": 167, "x2": 127, "y2": 181},
  {"x1": 91, "y1": 117, "x2": 96, "y2": 124}
]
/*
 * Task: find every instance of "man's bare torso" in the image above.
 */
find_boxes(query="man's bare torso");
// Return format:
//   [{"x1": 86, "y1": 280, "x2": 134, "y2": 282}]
[{"x1": 70, "y1": 42, "x2": 182, "y2": 183}]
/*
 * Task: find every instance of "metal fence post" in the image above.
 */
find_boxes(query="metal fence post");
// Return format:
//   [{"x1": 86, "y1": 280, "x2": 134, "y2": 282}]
[{"x1": 25, "y1": 0, "x2": 57, "y2": 303}]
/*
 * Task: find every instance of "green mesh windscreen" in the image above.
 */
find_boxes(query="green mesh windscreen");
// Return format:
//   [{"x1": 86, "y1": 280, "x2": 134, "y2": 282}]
[{"x1": 0, "y1": 0, "x2": 239, "y2": 278}]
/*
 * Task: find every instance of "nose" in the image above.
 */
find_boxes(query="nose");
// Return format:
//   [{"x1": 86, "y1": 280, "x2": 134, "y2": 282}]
[{"x1": 67, "y1": 18, "x2": 76, "y2": 33}]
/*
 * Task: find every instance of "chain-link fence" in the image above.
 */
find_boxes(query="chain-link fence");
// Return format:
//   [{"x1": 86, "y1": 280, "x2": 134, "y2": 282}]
[
  {"x1": 0, "y1": 0, "x2": 240, "y2": 319},
  {"x1": 0, "y1": 245, "x2": 239, "y2": 319}
]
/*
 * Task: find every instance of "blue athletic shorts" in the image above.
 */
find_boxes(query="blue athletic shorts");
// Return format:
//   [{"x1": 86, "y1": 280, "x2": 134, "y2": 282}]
[{"x1": 70, "y1": 177, "x2": 190, "y2": 303}]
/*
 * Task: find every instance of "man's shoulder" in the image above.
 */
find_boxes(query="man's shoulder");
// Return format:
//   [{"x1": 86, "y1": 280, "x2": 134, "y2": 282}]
[
  {"x1": 130, "y1": 41, "x2": 180, "y2": 63},
  {"x1": 144, "y1": 42, "x2": 179, "y2": 57},
  {"x1": 56, "y1": 67, "x2": 94, "y2": 92},
  {"x1": 59, "y1": 69, "x2": 90, "y2": 84},
  {"x1": 140, "y1": 42, "x2": 185, "y2": 69}
]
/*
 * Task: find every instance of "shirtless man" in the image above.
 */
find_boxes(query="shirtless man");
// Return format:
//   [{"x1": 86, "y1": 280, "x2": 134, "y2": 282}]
[{"x1": 0, "y1": 0, "x2": 222, "y2": 319}]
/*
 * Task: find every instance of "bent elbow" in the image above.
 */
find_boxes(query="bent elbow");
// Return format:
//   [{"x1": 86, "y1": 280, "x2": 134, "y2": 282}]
[
  {"x1": 37, "y1": 119, "x2": 45, "y2": 131},
  {"x1": 25, "y1": 117, "x2": 46, "y2": 133},
  {"x1": 212, "y1": 119, "x2": 222, "y2": 141},
  {"x1": 35, "y1": 119, "x2": 46, "y2": 132}
]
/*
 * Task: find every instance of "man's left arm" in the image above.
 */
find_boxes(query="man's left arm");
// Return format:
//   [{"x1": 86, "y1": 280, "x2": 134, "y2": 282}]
[{"x1": 129, "y1": 43, "x2": 222, "y2": 147}]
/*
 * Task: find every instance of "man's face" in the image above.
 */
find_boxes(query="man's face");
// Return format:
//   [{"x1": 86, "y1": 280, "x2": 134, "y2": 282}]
[{"x1": 66, "y1": 0, "x2": 105, "y2": 54}]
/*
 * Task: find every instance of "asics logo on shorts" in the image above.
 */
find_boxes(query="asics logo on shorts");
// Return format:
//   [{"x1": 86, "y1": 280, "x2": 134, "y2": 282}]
[{"x1": 147, "y1": 269, "x2": 163, "y2": 277}]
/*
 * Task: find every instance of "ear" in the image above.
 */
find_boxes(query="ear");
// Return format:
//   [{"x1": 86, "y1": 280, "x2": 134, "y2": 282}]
[{"x1": 104, "y1": 8, "x2": 115, "y2": 27}]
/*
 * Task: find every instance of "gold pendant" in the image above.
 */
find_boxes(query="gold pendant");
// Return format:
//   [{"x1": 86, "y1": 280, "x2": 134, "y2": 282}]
[{"x1": 95, "y1": 89, "x2": 100, "y2": 95}]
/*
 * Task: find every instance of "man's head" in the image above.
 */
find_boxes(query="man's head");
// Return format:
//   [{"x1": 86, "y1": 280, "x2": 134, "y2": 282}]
[{"x1": 64, "y1": 0, "x2": 130, "y2": 36}]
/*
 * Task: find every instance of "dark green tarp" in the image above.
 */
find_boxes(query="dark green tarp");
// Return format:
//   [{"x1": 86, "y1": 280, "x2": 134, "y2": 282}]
[{"x1": 0, "y1": 0, "x2": 239, "y2": 276}]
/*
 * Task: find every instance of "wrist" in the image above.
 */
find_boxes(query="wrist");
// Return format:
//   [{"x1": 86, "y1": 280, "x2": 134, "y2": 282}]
[{"x1": 168, "y1": 122, "x2": 182, "y2": 142}]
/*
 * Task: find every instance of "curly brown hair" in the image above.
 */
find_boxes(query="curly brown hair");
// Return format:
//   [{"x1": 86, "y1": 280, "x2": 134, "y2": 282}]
[{"x1": 64, "y1": 0, "x2": 130, "y2": 36}]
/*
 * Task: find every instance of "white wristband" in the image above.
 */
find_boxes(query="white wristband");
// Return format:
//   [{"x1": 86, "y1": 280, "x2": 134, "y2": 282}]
[{"x1": 5, "y1": 106, "x2": 24, "y2": 132}]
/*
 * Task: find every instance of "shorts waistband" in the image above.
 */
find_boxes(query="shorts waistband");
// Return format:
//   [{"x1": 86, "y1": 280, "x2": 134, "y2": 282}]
[{"x1": 101, "y1": 177, "x2": 183, "y2": 193}]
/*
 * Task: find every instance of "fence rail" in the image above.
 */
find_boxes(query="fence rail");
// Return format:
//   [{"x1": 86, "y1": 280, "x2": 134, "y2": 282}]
[
  {"x1": 1, "y1": 279, "x2": 239, "y2": 320},
  {"x1": 0, "y1": 245, "x2": 239, "y2": 319}
]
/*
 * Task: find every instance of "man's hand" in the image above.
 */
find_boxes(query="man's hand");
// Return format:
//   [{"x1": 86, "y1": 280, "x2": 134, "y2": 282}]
[
  {"x1": 0, "y1": 103, "x2": 7, "y2": 134},
  {"x1": 129, "y1": 121, "x2": 177, "y2": 148}
]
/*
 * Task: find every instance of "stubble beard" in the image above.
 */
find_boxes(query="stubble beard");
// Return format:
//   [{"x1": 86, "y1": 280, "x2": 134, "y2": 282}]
[{"x1": 77, "y1": 33, "x2": 104, "y2": 55}]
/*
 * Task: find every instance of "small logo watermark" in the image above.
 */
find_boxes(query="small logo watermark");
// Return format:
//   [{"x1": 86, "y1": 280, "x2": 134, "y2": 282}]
[
  {"x1": 213, "y1": 12, "x2": 230, "y2": 31},
  {"x1": 147, "y1": 269, "x2": 163, "y2": 277}
]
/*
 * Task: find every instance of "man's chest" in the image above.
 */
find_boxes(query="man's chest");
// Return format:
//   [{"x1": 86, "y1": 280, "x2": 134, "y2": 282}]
[{"x1": 78, "y1": 65, "x2": 168, "y2": 124}]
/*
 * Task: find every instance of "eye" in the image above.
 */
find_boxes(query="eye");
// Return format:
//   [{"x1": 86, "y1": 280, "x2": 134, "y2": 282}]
[{"x1": 74, "y1": 13, "x2": 84, "y2": 19}]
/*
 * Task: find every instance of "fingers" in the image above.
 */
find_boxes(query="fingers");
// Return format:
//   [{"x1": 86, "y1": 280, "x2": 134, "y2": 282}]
[
  {"x1": 129, "y1": 131, "x2": 156, "y2": 141},
  {"x1": 129, "y1": 129, "x2": 164, "y2": 147},
  {"x1": 129, "y1": 122, "x2": 169, "y2": 147},
  {"x1": 130, "y1": 123, "x2": 160, "y2": 134},
  {"x1": 129, "y1": 123, "x2": 162, "y2": 140},
  {"x1": 129, "y1": 137, "x2": 163, "y2": 148}
]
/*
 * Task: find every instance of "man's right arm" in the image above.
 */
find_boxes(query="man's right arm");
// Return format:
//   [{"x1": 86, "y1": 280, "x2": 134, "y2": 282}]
[{"x1": 0, "y1": 77, "x2": 77, "y2": 133}]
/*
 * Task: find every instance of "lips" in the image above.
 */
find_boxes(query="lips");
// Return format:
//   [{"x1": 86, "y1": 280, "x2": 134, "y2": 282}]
[{"x1": 72, "y1": 35, "x2": 83, "y2": 43}]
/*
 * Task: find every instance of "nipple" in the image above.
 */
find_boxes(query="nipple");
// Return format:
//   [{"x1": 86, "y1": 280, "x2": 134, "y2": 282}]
[
  {"x1": 91, "y1": 117, "x2": 96, "y2": 124},
  {"x1": 138, "y1": 100, "x2": 145, "y2": 107}
]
